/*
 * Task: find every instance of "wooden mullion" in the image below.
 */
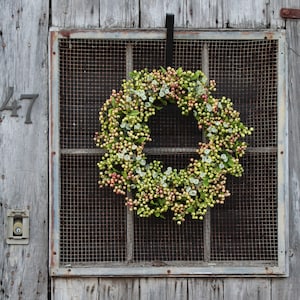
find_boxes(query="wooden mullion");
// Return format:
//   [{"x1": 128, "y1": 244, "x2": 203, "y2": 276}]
[
  {"x1": 126, "y1": 43, "x2": 134, "y2": 263},
  {"x1": 202, "y1": 42, "x2": 211, "y2": 263}
]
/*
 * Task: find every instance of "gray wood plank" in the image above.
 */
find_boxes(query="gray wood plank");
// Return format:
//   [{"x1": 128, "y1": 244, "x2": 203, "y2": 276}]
[
  {"x1": 98, "y1": 278, "x2": 139, "y2": 300},
  {"x1": 222, "y1": 0, "x2": 267, "y2": 28},
  {"x1": 54, "y1": 278, "x2": 99, "y2": 300},
  {"x1": 140, "y1": 278, "x2": 167, "y2": 300},
  {"x1": 140, "y1": 0, "x2": 186, "y2": 28},
  {"x1": 51, "y1": 0, "x2": 100, "y2": 28},
  {"x1": 0, "y1": 1, "x2": 49, "y2": 299},
  {"x1": 271, "y1": 19, "x2": 300, "y2": 300},
  {"x1": 166, "y1": 279, "x2": 188, "y2": 300},
  {"x1": 188, "y1": 279, "x2": 224, "y2": 300},
  {"x1": 187, "y1": 0, "x2": 222, "y2": 28},
  {"x1": 223, "y1": 279, "x2": 271, "y2": 300},
  {"x1": 99, "y1": 0, "x2": 139, "y2": 28},
  {"x1": 269, "y1": 0, "x2": 286, "y2": 29}
]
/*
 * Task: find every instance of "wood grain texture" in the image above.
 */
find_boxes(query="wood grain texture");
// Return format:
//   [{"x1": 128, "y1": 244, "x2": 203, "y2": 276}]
[
  {"x1": 0, "y1": 0, "x2": 295, "y2": 299},
  {"x1": 188, "y1": 279, "x2": 224, "y2": 300},
  {"x1": 139, "y1": 278, "x2": 168, "y2": 300},
  {"x1": 166, "y1": 278, "x2": 188, "y2": 300},
  {"x1": 187, "y1": 0, "x2": 222, "y2": 28},
  {"x1": 51, "y1": 0, "x2": 100, "y2": 28},
  {"x1": 50, "y1": 0, "x2": 288, "y2": 29},
  {"x1": 0, "y1": 0, "x2": 49, "y2": 299},
  {"x1": 140, "y1": 0, "x2": 186, "y2": 28},
  {"x1": 98, "y1": 278, "x2": 140, "y2": 299},
  {"x1": 99, "y1": 0, "x2": 139, "y2": 28},
  {"x1": 222, "y1": 0, "x2": 267, "y2": 28},
  {"x1": 54, "y1": 278, "x2": 99, "y2": 300},
  {"x1": 271, "y1": 20, "x2": 300, "y2": 300},
  {"x1": 223, "y1": 279, "x2": 271, "y2": 300},
  {"x1": 270, "y1": 0, "x2": 288, "y2": 28}
]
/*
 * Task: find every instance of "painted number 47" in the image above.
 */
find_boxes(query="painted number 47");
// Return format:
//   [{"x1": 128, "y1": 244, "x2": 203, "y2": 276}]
[{"x1": 0, "y1": 87, "x2": 38, "y2": 124}]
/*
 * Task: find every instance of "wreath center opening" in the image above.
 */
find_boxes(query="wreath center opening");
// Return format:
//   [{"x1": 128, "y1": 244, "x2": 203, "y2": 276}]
[{"x1": 146, "y1": 103, "x2": 202, "y2": 170}]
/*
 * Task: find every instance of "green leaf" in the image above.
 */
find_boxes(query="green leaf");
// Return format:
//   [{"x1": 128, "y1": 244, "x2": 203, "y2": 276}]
[
  {"x1": 176, "y1": 67, "x2": 183, "y2": 75},
  {"x1": 187, "y1": 206, "x2": 195, "y2": 213},
  {"x1": 158, "y1": 198, "x2": 165, "y2": 206},
  {"x1": 228, "y1": 157, "x2": 235, "y2": 167},
  {"x1": 129, "y1": 110, "x2": 139, "y2": 117},
  {"x1": 137, "y1": 208, "x2": 144, "y2": 215},
  {"x1": 203, "y1": 178, "x2": 209, "y2": 187},
  {"x1": 136, "y1": 137, "x2": 146, "y2": 144},
  {"x1": 160, "y1": 66, "x2": 166, "y2": 73},
  {"x1": 154, "y1": 105, "x2": 163, "y2": 110}
]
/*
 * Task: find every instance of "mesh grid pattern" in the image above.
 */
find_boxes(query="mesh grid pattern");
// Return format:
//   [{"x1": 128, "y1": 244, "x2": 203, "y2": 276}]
[
  {"x1": 58, "y1": 37, "x2": 279, "y2": 266},
  {"x1": 134, "y1": 213, "x2": 204, "y2": 262},
  {"x1": 134, "y1": 154, "x2": 203, "y2": 262},
  {"x1": 59, "y1": 40, "x2": 127, "y2": 149},
  {"x1": 174, "y1": 40, "x2": 203, "y2": 71},
  {"x1": 208, "y1": 40, "x2": 278, "y2": 147},
  {"x1": 211, "y1": 152, "x2": 278, "y2": 260},
  {"x1": 147, "y1": 104, "x2": 201, "y2": 148},
  {"x1": 60, "y1": 155, "x2": 126, "y2": 265},
  {"x1": 132, "y1": 40, "x2": 166, "y2": 71}
]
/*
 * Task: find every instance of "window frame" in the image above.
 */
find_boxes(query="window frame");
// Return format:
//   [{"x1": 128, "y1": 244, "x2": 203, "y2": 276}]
[{"x1": 49, "y1": 28, "x2": 288, "y2": 277}]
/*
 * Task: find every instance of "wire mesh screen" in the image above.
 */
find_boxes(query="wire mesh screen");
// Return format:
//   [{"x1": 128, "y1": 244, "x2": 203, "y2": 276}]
[
  {"x1": 208, "y1": 40, "x2": 278, "y2": 148},
  {"x1": 134, "y1": 154, "x2": 203, "y2": 262},
  {"x1": 147, "y1": 104, "x2": 201, "y2": 148},
  {"x1": 59, "y1": 40, "x2": 127, "y2": 149},
  {"x1": 58, "y1": 37, "x2": 278, "y2": 266},
  {"x1": 211, "y1": 152, "x2": 278, "y2": 261},
  {"x1": 60, "y1": 154, "x2": 126, "y2": 264}
]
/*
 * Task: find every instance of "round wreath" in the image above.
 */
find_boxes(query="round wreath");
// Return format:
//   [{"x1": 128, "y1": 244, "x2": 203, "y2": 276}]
[{"x1": 95, "y1": 67, "x2": 252, "y2": 224}]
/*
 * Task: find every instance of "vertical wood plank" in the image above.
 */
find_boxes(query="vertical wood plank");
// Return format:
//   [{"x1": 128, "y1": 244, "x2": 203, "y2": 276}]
[
  {"x1": 51, "y1": 0, "x2": 100, "y2": 28},
  {"x1": 222, "y1": 0, "x2": 267, "y2": 28},
  {"x1": 271, "y1": 19, "x2": 300, "y2": 300},
  {"x1": 188, "y1": 279, "x2": 224, "y2": 300},
  {"x1": 53, "y1": 278, "x2": 99, "y2": 300},
  {"x1": 223, "y1": 279, "x2": 271, "y2": 300},
  {"x1": 140, "y1": 278, "x2": 167, "y2": 300},
  {"x1": 187, "y1": 0, "x2": 222, "y2": 28},
  {"x1": 140, "y1": 0, "x2": 186, "y2": 28},
  {"x1": 0, "y1": 1, "x2": 49, "y2": 299},
  {"x1": 99, "y1": 0, "x2": 139, "y2": 28},
  {"x1": 166, "y1": 279, "x2": 188, "y2": 300},
  {"x1": 98, "y1": 278, "x2": 139, "y2": 300},
  {"x1": 269, "y1": 0, "x2": 288, "y2": 29}
]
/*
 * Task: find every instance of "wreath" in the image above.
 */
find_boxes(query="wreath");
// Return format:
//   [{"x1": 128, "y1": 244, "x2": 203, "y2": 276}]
[{"x1": 95, "y1": 67, "x2": 253, "y2": 224}]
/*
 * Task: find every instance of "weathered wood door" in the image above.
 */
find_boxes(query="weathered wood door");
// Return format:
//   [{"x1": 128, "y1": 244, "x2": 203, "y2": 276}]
[{"x1": 1, "y1": 1, "x2": 300, "y2": 299}]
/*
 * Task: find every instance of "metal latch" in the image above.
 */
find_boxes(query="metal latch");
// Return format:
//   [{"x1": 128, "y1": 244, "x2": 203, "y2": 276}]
[
  {"x1": 280, "y1": 8, "x2": 300, "y2": 19},
  {"x1": 6, "y1": 209, "x2": 30, "y2": 245}
]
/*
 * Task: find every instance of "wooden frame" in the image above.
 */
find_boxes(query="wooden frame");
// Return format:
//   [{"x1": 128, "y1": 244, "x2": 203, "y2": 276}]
[{"x1": 49, "y1": 29, "x2": 288, "y2": 277}]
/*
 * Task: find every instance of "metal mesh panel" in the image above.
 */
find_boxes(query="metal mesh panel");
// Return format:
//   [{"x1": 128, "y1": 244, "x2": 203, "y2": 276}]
[
  {"x1": 134, "y1": 214, "x2": 204, "y2": 262},
  {"x1": 58, "y1": 37, "x2": 279, "y2": 266},
  {"x1": 132, "y1": 40, "x2": 165, "y2": 70},
  {"x1": 147, "y1": 104, "x2": 201, "y2": 148},
  {"x1": 134, "y1": 154, "x2": 203, "y2": 262},
  {"x1": 60, "y1": 154, "x2": 126, "y2": 265},
  {"x1": 174, "y1": 40, "x2": 203, "y2": 71},
  {"x1": 208, "y1": 40, "x2": 278, "y2": 148},
  {"x1": 59, "y1": 40, "x2": 126, "y2": 149},
  {"x1": 211, "y1": 152, "x2": 278, "y2": 261}
]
